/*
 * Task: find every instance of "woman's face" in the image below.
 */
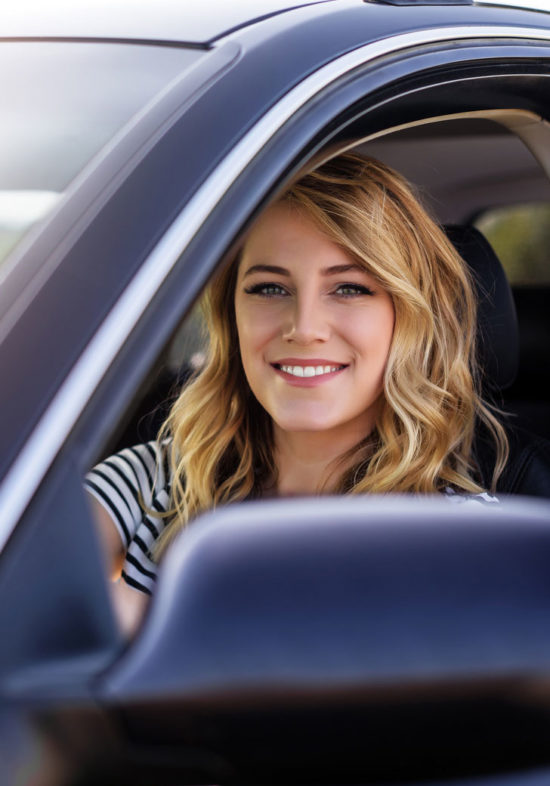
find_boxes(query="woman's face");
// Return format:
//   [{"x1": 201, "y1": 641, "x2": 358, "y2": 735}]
[{"x1": 234, "y1": 202, "x2": 395, "y2": 438}]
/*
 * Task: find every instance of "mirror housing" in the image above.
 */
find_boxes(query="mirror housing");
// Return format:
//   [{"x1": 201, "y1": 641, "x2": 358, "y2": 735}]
[{"x1": 99, "y1": 497, "x2": 550, "y2": 781}]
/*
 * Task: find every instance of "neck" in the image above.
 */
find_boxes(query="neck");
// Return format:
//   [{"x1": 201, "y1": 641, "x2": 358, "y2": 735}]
[{"x1": 273, "y1": 421, "x2": 374, "y2": 496}]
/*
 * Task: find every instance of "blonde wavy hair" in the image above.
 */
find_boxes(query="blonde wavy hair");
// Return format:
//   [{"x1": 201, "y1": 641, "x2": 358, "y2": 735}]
[{"x1": 155, "y1": 153, "x2": 508, "y2": 557}]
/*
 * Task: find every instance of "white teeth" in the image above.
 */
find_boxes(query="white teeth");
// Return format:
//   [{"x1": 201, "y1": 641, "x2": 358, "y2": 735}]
[{"x1": 280, "y1": 364, "x2": 343, "y2": 377}]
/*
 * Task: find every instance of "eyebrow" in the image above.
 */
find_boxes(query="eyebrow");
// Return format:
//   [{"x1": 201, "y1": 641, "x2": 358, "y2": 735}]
[{"x1": 242, "y1": 263, "x2": 364, "y2": 278}]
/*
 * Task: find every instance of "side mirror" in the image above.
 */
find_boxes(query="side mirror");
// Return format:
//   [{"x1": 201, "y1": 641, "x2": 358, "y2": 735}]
[{"x1": 99, "y1": 497, "x2": 550, "y2": 783}]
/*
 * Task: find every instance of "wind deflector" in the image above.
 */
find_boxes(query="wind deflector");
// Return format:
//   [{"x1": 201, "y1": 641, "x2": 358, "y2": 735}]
[{"x1": 98, "y1": 496, "x2": 550, "y2": 782}]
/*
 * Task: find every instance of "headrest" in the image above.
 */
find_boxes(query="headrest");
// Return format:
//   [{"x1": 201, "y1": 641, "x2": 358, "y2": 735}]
[{"x1": 445, "y1": 225, "x2": 519, "y2": 391}]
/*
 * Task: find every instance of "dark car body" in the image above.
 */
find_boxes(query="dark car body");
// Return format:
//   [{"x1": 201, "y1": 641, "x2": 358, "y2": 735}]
[{"x1": 2, "y1": 1, "x2": 550, "y2": 783}]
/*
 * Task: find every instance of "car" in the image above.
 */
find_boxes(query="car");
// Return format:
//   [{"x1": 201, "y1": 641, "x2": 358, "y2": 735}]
[{"x1": 2, "y1": 0, "x2": 550, "y2": 783}]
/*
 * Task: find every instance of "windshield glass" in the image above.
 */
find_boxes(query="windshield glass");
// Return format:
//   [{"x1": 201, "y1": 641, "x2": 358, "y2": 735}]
[{"x1": 0, "y1": 41, "x2": 202, "y2": 267}]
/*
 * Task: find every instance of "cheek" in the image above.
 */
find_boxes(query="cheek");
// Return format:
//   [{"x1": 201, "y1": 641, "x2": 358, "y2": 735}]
[
  {"x1": 377, "y1": 306, "x2": 395, "y2": 353},
  {"x1": 235, "y1": 309, "x2": 258, "y2": 394},
  {"x1": 235, "y1": 307, "x2": 259, "y2": 361},
  {"x1": 235, "y1": 305, "x2": 276, "y2": 402},
  {"x1": 234, "y1": 297, "x2": 252, "y2": 353},
  {"x1": 236, "y1": 302, "x2": 280, "y2": 360},
  {"x1": 348, "y1": 303, "x2": 395, "y2": 359}
]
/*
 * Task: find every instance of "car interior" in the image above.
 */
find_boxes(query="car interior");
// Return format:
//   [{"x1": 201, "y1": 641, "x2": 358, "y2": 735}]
[
  {"x1": 110, "y1": 112, "x2": 550, "y2": 499},
  {"x1": 361, "y1": 113, "x2": 550, "y2": 441}
]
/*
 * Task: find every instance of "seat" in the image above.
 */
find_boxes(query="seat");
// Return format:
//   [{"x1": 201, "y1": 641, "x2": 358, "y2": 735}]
[{"x1": 446, "y1": 225, "x2": 550, "y2": 498}]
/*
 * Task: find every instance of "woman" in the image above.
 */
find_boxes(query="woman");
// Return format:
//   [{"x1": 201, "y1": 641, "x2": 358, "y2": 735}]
[{"x1": 85, "y1": 154, "x2": 507, "y2": 633}]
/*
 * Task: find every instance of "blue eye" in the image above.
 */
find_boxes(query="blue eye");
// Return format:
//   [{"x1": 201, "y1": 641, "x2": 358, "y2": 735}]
[
  {"x1": 244, "y1": 282, "x2": 287, "y2": 297},
  {"x1": 335, "y1": 283, "x2": 374, "y2": 296}
]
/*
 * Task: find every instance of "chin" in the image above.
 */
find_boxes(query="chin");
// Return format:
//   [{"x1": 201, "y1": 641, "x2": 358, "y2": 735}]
[
  {"x1": 273, "y1": 412, "x2": 341, "y2": 433},
  {"x1": 280, "y1": 423, "x2": 334, "y2": 434}
]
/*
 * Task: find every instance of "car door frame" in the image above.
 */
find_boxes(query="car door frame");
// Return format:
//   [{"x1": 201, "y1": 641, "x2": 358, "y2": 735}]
[{"x1": 3, "y1": 12, "x2": 550, "y2": 699}]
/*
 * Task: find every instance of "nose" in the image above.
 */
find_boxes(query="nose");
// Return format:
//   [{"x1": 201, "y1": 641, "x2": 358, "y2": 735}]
[{"x1": 282, "y1": 293, "x2": 330, "y2": 344}]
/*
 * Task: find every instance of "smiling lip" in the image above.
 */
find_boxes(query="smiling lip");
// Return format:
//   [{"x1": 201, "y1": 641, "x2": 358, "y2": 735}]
[{"x1": 271, "y1": 359, "x2": 348, "y2": 386}]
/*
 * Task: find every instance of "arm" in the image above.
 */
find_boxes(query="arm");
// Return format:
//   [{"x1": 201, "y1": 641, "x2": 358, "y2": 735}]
[
  {"x1": 84, "y1": 441, "x2": 168, "y2": 632},
  {"x1": 87, "y1": 492, "x2": 149, "y2": 635},
  {"x1": 87, "y1": 493, "x2": 125, "y2": 581}
]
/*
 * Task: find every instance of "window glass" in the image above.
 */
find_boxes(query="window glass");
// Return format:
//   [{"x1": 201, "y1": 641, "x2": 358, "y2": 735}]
[
  {"x1": 0, "y1": 41, "x2": 203, "y2": 269},
  {"x1": 475, "y1": 204, "x2": 550, "y2": 285}
]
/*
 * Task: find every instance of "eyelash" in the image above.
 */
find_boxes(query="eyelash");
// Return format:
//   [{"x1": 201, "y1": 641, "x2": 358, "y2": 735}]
[
  {"x1": 335, "y1": 283, "x2": 374, "y2": 297},
  {"x1": 244, "y1": 282, "x2": 374, "y2": 298},
  {"x1": 244, "y1": 282, "x2": 287, "y2": 297}
]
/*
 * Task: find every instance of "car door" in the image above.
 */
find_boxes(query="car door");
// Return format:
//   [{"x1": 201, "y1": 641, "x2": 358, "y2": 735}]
[{"x1": 2, "y1": 2, "x2": 550, "y2": 783}]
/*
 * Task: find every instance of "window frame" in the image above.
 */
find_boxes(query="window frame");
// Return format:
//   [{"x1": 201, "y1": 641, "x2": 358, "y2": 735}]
[{"x1": 4, "y1": 25, "x2": 550, "y2": 607}]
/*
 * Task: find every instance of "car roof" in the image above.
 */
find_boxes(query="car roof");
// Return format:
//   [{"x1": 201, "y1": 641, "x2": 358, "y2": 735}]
[
  {"x1": 1, "y1": 0, "x2": 547, "y2": 48},
  {"x1": 0, "y1": 0, "x2": 340, "y2": 46}
]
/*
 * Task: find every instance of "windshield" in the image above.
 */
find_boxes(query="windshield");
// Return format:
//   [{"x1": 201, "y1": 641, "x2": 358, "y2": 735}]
[{"x1": 0, "y1": 41, "x2": 203, "y2": 268}]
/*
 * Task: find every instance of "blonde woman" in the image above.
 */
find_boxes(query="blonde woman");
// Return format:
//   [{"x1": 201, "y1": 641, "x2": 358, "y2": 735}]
[{"x1": 85, "y1": 154, "x2": 507, "y2": 633}]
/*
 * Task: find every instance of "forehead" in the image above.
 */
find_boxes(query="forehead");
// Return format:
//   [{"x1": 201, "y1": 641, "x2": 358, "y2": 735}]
[{"x1": 239, "y1": 202, "x2": 353, "y2": 272}]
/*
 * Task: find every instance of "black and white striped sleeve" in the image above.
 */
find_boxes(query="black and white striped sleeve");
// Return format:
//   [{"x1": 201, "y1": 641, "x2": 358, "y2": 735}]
[{"x1": 84, "y1": 441, "x2": 169, "y2": 549}]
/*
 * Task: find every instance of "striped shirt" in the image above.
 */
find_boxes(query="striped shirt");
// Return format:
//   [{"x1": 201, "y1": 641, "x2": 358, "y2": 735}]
[
  {"x1": 85, "y1": 441, "x2": 498, "y2": 595},
  {"x1": 85, "y1": 441, "x2": 171, "y2": 594}
]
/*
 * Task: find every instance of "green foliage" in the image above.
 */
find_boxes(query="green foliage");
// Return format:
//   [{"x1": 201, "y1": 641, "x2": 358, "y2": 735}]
[{"x1": 476, "y1": 204, "x2": 550, "y2": 285}]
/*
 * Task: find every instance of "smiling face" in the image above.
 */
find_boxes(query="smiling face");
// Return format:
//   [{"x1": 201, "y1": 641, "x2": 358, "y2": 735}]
[{"x1": 234, "y1": 202, "x2": 395, "y2": 441}]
